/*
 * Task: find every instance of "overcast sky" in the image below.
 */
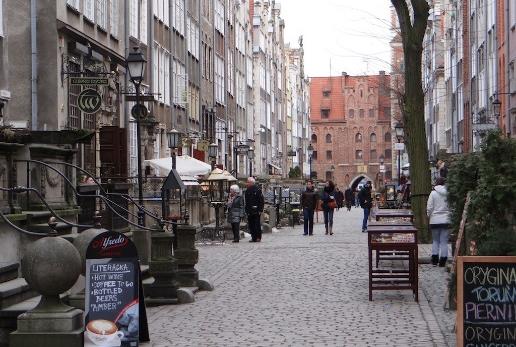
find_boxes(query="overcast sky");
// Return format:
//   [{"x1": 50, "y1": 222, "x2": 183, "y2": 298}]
[{"x1": 279, "y1": 0, "x2": 393, "y2": 78}]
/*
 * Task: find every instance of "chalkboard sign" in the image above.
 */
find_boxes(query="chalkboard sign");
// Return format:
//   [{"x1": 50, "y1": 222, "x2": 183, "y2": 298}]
[
  {"x1": 85, "y1": 232, "x2": 141, "y2": 347},
  {"x1": 457, "y1": 256, "x2": 516, "y2": 347}
]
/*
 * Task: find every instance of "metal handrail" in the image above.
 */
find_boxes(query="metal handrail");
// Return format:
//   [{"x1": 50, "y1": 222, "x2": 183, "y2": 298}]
[
  {"x1": 13, "y1": 160, "x2": 161, "y2": 232},
  {"x1": 0, "y1": 186, "x2": 93, "y2": 229},
  {"x1": 44, "y1": 160, "x2": 174, "y2": 225}
]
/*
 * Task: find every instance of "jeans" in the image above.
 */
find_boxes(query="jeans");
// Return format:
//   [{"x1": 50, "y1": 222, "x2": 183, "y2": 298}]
[
  {"x1": 303, "y1": 208, "x2": 314, "y2": 235},
  {"x1": 431, "y1": 227, "x2": 449, "y2": 258},
  {"x1": 231, "y1": 222, "x2": 240, "y2": 241},
  {"x1": 247, "y1": 214, "x2": 261, "y2": 241},
  {"x1": 362, "y1": 208, "x2": 370, "y2": 230},
  {"x1": 323, "y1": 209, "x2": 334, "y2": 230}
]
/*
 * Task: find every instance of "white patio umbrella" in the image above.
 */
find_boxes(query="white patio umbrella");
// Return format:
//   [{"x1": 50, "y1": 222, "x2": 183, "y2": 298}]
[{"x1": 144, "y1": 155, "x2": 211, "y2": 177}]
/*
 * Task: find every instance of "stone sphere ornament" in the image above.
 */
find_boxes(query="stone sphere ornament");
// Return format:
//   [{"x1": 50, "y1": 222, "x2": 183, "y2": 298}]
[
  {"x1": 73, "y1": 227, "x2": 107, "y2": 275},
  {"x1": 21, "y1": 236, "x2": 81, "y2": 296}
]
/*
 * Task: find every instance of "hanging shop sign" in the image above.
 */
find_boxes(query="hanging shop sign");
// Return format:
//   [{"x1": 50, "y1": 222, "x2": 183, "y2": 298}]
[
  {"x1": 70, "y1": 77, "x2": 109, "y2": 85},
  {"x1": 78, "y1": 89, "x2": 102, "y2": 114}
]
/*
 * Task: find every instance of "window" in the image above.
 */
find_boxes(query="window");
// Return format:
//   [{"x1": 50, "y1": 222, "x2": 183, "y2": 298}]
[
  {"x1": 355, "y1": 133, "x2": 362, "y2": 143},
  {"x1": 140, "y1": 0, "x2": 147, "y2": 44},
  {"x1": 323, "y1": 91, "x2": 330, "y2": 97},
  {"x1": 84, "y1": 0, "x2": 95, "y2": 21},
  {"x1": 384, "y1": 107, "x2": 391, "y2": 117},
  {"x1": 97, "y1": 0, "x2": 107, "y2": 29},
  {"x1": 215, "y1": 55, "x2": 225, "y2": 104},
  {"x1": 385, "y1": 149, "x2": 392, "y2": 159},
  {"x1": 359, "y1": 109, "x2": 365, "y2": 118},
  {"x1": 326, "y1": 151, "x2": 332, "y2": 160},
  {"x1": 348, "y1": 109, "x2": 354, "y2": 118},
  {"x1": 129, "y1": 0, "x2": 147, "y2": 42},
  {"x1": 368, "y1": 109, "x2": 374, "y2": 117},
  {"x1": 173, "y1": 0, "x2": 185, "y2": 36},
  {"x1": 187, "y1": 18, "x2": 200, "y2": 59},
  {"x1": 384, "y1": 132, "x2": 391, "y2": 142},
  {"x1": 370, "y1": 150, "x2": 377, "y2": 161},
  {"x1": 152, "y1": 43, "x2": 171, "y2": 105},
  {"x1": 321, "y1": 109, "x2": 329, "y2": 118},
  {"x1": 312, "y1": 151, "x2": 317, "y2": 160},
  {"x1": 110, "y1": 0, "x2": 119, "y2": 37},
  {"x1": 370, "y1": 133, "x2": 377, "y2": 142},
  {"x1": 511, "y1": 1, "x2": 516, "y2": 27},
  {"x1": 214, "y1": 0, "x2": 224, "y2": 35},
  {"x1": 311, "y1": 134, "x2": 317, "y2": 143},
  {"x1": 326, "y1": 134, "x2": 332, "y2": 143},
  {"x1": 129, "y1": 0, "x2": 138, "y2": 38},
  {"x1": 227, "y1": 48, "x2": 234, "y2": 95},
  {"x1": 154, "y1": 0, "x2": 170, "y2": 26},
  {"x1": 355, "y1": 150, "x2": 363, "y2": 160},
  {"x1": 173, "y1": 59, "x2": 187, "y2": 106}
]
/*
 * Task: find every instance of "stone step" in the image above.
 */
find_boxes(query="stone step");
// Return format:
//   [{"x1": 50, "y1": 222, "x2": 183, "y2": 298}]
[
  {"x1": 0, "y1": 264, "x2": 19, "y2": 284},
  {"x1": 0, "y1": 279, "x2": 38, "y2": 310},
  {"x1": 0, "y1": 296, "x2": 40, "y2": 330}
]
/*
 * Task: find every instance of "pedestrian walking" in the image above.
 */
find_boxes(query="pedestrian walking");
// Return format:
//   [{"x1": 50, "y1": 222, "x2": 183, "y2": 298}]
[
  {"x1": 354, "y1": 190, "x2": 360, "y2": 208},
  {"x1": 358, "y1": 181, "x2": 373, "y2": 232},
  {"x1": 300, "y1": 180, "x2": 318, "y2": 236},
  {"x1": 244, "y1": 177, "x2": 264, "y2": 242},
  {"x1": 227, "y1": 184, "x2": 244, "y2": 243},
  {"x1": 427, "y1": 177, "x2": 451, "y2": 267},
  {"x1": 335, "y1": 188, "x2": 344, "y2": 210},
  {"x1": 321, "y1": 181, "x2": 337, "y2": 235},
  {"x1": 344, "y1": 188, "x2": 353, "y2": 211}
]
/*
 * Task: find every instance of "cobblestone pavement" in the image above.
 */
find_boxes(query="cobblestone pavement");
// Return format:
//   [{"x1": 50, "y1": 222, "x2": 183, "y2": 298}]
[{"x1": 144, "y1": 207, "x2": 456, "y2": 347}]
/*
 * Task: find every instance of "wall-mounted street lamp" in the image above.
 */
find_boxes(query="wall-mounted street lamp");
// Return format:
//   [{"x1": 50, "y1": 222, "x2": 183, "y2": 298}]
[{"x1": 126, "y1": 47, "x2": 147, "y2": 226}]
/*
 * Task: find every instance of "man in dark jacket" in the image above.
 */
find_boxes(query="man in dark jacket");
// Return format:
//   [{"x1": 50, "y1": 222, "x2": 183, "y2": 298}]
[
  {"x1": 244, "y1": 177, "x2": 264, "y2": 242},
  {"x1": 300, "y1": 180, "x2": 318, "y2": 236},
  {"x1": 358, "y1": 181, "x2": 373, "y2": 232}
]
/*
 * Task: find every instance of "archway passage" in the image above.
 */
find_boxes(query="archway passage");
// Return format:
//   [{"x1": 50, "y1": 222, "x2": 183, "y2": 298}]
[{"x1": 350, "y1": 174, "x2": 374, "y2": 193}]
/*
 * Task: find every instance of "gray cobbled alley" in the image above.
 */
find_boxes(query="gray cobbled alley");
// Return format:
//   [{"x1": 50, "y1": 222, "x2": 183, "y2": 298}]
[{"x1": 143, "y1": 207, "x2": 456, "y2": 347}]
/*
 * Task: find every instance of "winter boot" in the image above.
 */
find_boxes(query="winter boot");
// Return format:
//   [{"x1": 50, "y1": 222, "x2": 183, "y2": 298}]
[
  {"x1": 431, "y1": 255, "x2": 439, "y2": 267},
  {"x1": 325, "y1": 225, "x2": 329, "y2": 235},
  {"x1": 438, "y1": 257, "x2": 447, "y2": 267},
  {"x1": 329, "y1": 226, "x2": 333, "y2": 235}
]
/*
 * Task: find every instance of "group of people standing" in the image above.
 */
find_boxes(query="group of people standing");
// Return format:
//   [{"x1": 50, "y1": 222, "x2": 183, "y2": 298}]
[{"x1": 226, "y1": 177, "x2": 264, "y2": 243}]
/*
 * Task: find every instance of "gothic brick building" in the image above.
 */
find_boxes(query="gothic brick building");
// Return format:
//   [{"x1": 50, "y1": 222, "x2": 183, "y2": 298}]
[{"x1": 310, "y1": 72, "x2": 393, "y2": 190}]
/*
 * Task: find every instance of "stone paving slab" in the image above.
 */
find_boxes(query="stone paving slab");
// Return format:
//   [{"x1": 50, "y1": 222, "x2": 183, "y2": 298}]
[{"x1": 143, "y1": 207, "x2": 456, "y2": 346}]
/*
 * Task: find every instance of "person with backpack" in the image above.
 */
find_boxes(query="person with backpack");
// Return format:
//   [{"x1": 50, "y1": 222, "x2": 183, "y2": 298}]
[
  {"x1": 358, "y1": 181, "x2": 373, "y2": 232},
  {"x1": 321, "y1": 181, "x2": 337, "y2": 235},
  {"x1": 427, "y1": 177, "x2": 451, "y2": 267}
]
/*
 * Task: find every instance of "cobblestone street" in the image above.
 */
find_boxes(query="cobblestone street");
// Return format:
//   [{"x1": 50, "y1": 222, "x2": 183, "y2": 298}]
[{"x1": 144, "y1": 208, "x2": 456, "y2": 347}]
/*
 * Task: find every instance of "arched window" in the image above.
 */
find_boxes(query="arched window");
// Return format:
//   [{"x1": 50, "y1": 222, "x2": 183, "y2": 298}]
[
  {"x1": 326, "y1": 134, "x2": 332, "y2": 143},
  {"x1": 370, "y1": 150, "x2": 377, "y2": 161},
  {"x1": 370, "y1": 133, "x2": 377, "y2": 142},
  {"x1": 311, "y1": 134, "x2": 317, "y2": 143},
  {"x1": 385, "y1": 149, "x2": 392, "y2": 159},
  {"x1": 384, "y1": 132, "x2": 392, "y2": 142},
  {"x1": 355, "y1": 133, "x2": 362, "y2": 143},
  {"x1": 348, "y1": 109, "x2": 355, "y2": 118},
  {"x1": 355, "y1": 150, "x2": 363, "y2": 160}
]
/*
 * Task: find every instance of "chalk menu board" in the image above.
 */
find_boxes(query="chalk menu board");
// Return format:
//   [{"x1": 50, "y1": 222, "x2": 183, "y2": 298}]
[
  {"x1": 457, "y1": 256, "x2": 516, "y2": 347},
  {"x1": 85, "y1": 231, "x2": 140, "y2": 347}
]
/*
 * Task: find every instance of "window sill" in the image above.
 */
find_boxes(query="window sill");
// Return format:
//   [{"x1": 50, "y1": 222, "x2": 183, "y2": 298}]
[
  {"x1": 97, "y1": 25, "x2": 108, "y2": 34},
  {"x1": 66, "y1": 4, "x2": 80, "y2": 15},
  {"x1": 84, "y1": 17, "x2": 95, "y2": 26},
  {"x1": 110, "y1": 34, "x2": 119, "y2": 42}
]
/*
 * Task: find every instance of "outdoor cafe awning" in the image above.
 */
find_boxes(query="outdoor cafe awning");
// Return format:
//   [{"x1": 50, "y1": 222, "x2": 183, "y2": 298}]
[{"x1": 144, "y1": 155, "x2": 211, "y2": 177}]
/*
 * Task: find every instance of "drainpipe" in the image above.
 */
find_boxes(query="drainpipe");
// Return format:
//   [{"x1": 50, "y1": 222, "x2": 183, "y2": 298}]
[
  {"x1": 507, "y1": 0, "x2": 512, "y2": 137},
  {"x1": 30, "y1": 0, "x2": 37, "y2": 130}
]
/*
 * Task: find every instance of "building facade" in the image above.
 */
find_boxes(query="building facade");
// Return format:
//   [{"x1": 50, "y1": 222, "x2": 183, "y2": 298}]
[
  {"x1": 310, "y1": 73, "x2": 392, "y2": 189},
  {"x1": 418, "y1": 0, "x2": 516, "y2": 159}
]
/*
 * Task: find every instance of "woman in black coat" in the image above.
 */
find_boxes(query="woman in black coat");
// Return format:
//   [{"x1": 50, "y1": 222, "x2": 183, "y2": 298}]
[{"x1": 321, "y1": 181, "x2": 337, "y2": 235}]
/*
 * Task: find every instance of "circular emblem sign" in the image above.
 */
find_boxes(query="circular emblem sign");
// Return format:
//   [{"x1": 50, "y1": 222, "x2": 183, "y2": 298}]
[{"x1": 78, "y1": 88, "x2": 102, "y2": 114}]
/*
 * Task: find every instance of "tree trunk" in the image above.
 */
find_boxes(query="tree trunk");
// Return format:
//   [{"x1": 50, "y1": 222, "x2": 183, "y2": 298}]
[{"x1": 391, "y1": 0, "x2": 432, "y2": 242}]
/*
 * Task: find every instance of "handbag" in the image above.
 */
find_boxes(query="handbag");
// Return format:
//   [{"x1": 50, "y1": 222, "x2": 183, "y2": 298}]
[{"x1": 328, "y1": 199, "x2": 337, "y2": 209}]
